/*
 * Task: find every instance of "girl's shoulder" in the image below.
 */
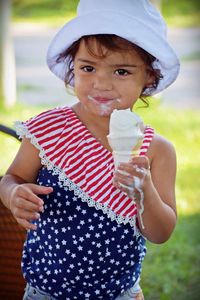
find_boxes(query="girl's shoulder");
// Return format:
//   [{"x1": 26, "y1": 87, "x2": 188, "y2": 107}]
[
  {"x1": 15, "y1": 106, "x2": 73, "y2": 136},
  {"x1": 15, "y1": 106, "x2": 76, "y2": 158},
  {"x1": 147, "y1": 131, "x2": 176, "y2": 164},
  {"x1": 152, "y1": 132, "x2": 175, "y2": 151},
  {"x1": 25, "y1": 105, "x2": 72, "y2": 125}
]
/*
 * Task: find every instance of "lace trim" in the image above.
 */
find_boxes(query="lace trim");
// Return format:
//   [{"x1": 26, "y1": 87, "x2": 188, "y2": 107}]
[{"x1": 15, "y1": 121, "x2": 141, "y2": 237}]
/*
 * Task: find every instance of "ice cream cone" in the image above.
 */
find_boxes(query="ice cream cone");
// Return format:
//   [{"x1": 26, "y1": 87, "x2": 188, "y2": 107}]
[
  {"x1": 107, "y1": 109, "x2": 145, "y2": 228},
  {"x1": 107, "y1": 109, "x2": 144, "y2": 168}
]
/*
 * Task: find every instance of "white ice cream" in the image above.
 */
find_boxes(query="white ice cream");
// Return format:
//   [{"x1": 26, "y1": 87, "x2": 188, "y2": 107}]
[{"x1": 107, "y1": 109, "x2": 144, "y2": 167}]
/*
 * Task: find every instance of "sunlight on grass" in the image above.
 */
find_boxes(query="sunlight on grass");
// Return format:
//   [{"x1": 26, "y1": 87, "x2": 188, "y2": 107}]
[
  {"x1": 0, "y1": 136, "x2": 20, "y2": 174},
  {"x1": 142, "y1": 214, "x2": 200, "y2": 300},
  {"x1": 12, "y1": 0, "x2": 78, "y2": 26},
  {"x1": 13, "y1": 13, "x2": 76, "y2": 27},
  {"x1": 165, "y1": 12, "x2": 200, "y2": 27},
  {"x1": 0, "y1": 103, "x2": 46, "y2": 175},
  {"x1": 134, "y1": 99, "x2": 200, "y2": 216}
]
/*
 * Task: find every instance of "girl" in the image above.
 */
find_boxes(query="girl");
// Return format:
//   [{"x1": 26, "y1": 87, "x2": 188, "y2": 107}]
[{"x1": 0, "y1": 0, "x2": 180, "y2": 299}]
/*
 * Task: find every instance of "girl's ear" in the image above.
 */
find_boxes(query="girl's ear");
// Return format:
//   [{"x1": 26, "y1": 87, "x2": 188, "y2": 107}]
[
  {"x1": 145, "y1": 68, "x2": 158, "y2": 87},
  {"x1": 140, "y1": 68, "x2": 160, "y2": 97},
  {"x1": 143, "y1": 68, "x2": 161, "y2": 93}
]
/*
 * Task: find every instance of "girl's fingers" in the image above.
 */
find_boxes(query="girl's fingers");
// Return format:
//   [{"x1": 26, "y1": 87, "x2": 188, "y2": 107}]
[
  {"x1": 9, "y1": 184, "x2": 53, "y2": 231},
  {"x1": 113, "y1": 178, "x2": 135, "y2": 199},
  {"x1": 130, "y1": 155, "x2": 150, "y2": 170},
  {"x1": 11, "y1": 184, "x2": 53, "y2": 214},
  {"x1": 113, "y1": 173, "x2": 134, "y2": 188},
  {"x1": 28, "y1": 184, "x2": 53, "y2": 196},
  {"x1": 17, "y1": 184, "x2": 53, "y2": 205},
  {"x1": 113, "y1": 157, "x2": 151, "y2": 195},
  {"x1": 13, "y1": 206, "x2": 41, "y2": 221},
  {"x1": 16, "y1": 217, "x2": 37, "y2": 231},
  {"x1": 15, "y1": 196, "x2": 44, "y2": 212},
  {"x1": 115, "y1": 165, "x2": 145, "y2": 183}
]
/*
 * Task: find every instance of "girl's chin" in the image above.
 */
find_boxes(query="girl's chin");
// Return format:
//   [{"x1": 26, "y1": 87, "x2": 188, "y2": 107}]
[
  {"x1": 94, "y1": 104, "x2": 115, "y2": 117},
  {"x1": 89, "y1": 108, "x2": 113, "y2": 117}
]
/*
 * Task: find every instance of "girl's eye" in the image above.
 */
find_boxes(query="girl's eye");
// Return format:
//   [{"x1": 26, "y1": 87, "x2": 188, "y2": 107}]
[
  {"x1": 81, "y1": 66, "x2": 95, "y2": 72},
  {"x1": 115, "y1": 69, "x2": 130, "y2": 76}
]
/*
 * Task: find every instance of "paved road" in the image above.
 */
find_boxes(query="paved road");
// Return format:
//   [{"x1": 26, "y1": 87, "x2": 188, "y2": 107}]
[
  {"x1": 13, "y1": 24, "x2": 200, "y2": 109},
  {"x1": 162, "y1": 27, "x2": 200, "y2": 109}
]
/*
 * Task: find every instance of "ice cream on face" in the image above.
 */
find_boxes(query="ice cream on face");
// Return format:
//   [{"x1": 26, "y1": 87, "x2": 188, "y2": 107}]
[
  {"x1": 107, "y1": 109, "x2": 144, "y2": 167},
  {"x1": 87, "y1": 95, "x2": 121, "y2": 116}
]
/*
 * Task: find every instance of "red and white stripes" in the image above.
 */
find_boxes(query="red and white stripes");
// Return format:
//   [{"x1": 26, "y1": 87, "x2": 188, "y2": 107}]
[
  {"x1": 139, "y1": 127, "x2": 154, "y2": 156},
  {"x1": 15, "y1": 106, "x2": 154, "y2": 229}
]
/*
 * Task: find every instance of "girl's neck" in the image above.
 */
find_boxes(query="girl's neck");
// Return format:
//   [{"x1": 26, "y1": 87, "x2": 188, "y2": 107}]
[
  {"x1": 72, "y1": 102, "x2": 110, "y2": 131},
  {"x1": 72, "y1": 102, "x2": 112, "y2": 152}
]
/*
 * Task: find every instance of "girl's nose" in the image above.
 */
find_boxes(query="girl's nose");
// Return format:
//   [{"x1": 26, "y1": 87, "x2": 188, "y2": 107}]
[{"x1": 93, "y1": 72, "x2": 113, "y2": 91}]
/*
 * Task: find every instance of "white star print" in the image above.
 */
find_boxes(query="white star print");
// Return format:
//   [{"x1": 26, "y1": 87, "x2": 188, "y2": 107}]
[
  {"x1": 79, "y1": 268, "x2": 84, "y2": 274},
  {"x1": 23, "y1": 174, "x2": 145, "y2": 299}
]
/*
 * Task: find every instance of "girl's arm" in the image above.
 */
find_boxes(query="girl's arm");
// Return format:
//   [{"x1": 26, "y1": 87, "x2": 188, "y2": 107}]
[
  {"x1": 113, "y1": 134, "x2": 177, "y2": 244},
  {"x1": 0, "y1": 138, "x2": 53, "y2": 230}
]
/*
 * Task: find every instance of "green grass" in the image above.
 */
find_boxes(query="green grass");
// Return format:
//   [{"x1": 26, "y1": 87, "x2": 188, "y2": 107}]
[
  {"x1": 134, "y1": 99, "x2": 200, "y2": 215},
  {"x1": 0, "y1": 103, "x2": 48, "y2": 174},
  {"x1": 12, "y1": 0, "x2": 200, "y2": 27},
  {"x1": 162, "y1": 0, "x2": 200, "y2": 27},
  {"x1": 143, "y1": 214, "x2": 200, "y2": 300},
  {"x1": 0, "y1": 101, "x2": 200, "y2": 298},
  {"x1": 12, "y1": 0, "x2": 79, "y2": 25},
  {"x1": 134, "y1": 100, "x2": 200, "y2": 298}
]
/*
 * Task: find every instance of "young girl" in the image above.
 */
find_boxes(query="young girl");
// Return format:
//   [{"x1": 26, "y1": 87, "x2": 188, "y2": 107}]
[{"x1": 0, "y1": 0, "x2": 180, "y2": 299}]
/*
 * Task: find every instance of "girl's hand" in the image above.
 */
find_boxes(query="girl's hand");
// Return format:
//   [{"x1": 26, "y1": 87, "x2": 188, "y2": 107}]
[
  {"x1": 8, "y1": 183, "x2": 53, "y2": 230},
  {"x1": 113, "y1": 155, "x2": 151, "y2": 199}
]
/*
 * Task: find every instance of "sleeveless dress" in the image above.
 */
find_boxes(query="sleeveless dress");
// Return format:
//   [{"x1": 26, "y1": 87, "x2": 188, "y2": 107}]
[{"x1": 15, "y1": 106, "x2": 154, "y2": 300}]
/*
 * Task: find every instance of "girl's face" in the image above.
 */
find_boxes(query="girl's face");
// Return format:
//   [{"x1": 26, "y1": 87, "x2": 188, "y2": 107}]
[{"x1": 73, "y1": 39, "x2": 154, "y2": 117}]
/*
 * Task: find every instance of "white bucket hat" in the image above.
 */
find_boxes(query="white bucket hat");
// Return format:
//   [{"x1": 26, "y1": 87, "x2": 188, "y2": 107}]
[{"x1": 47, "y1": 0, "x2": 180, "y2": 95}]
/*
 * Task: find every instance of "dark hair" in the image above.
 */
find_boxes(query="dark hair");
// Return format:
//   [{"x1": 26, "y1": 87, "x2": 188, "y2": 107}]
[{"x1": 56, "y1": 34, "x2": 163, "y2": 105}]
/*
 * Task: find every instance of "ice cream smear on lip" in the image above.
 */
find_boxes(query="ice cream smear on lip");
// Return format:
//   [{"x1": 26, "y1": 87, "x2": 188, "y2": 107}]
[
  {"x1": 88, "y1": 95, "x2": 121, "y2": 116},
  {"x1": 107, "y1": 109, "x2": 144, "y2": 168}
]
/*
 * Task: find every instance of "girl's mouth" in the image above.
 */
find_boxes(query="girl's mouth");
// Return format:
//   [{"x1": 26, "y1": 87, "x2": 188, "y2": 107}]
[
  {"x1": 88, "y1": 95, "x2": 120, "y2": 104},
  {"x1": 87, "y1": 95, "x2": 121, "y2": 116},
  {"x1": 93, "y1": 97, "x2": 113, "y2": 103}
]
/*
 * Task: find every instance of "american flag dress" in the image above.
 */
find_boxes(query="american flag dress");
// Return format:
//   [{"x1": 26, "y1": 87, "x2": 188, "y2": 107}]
[{"x1": 16, "y1": 106, "x2": 154, "y2": 300}]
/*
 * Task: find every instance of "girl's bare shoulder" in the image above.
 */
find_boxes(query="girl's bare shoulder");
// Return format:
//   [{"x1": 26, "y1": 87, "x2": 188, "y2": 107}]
[
  {"x1": 147, "y1": 132, "x2": 176, "y2": 163},
  {"x1": 6, "y1": 137, "x2": 42, "y2": 183}
]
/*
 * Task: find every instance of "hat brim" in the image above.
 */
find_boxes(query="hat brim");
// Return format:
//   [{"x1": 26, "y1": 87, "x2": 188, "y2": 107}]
[{"x1": 47, "y1": 11, "x2": 180, "y2": 95}]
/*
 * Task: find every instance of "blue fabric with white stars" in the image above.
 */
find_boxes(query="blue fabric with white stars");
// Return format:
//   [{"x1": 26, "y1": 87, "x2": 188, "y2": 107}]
[{"x1": 22, "y1": 168, "x2": 146, "y2": 299}]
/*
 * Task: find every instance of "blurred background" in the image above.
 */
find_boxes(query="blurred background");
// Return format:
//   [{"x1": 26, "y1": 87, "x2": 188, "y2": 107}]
[{"x1": 0, "y1": 0, "x2": 200, "y2": 299}]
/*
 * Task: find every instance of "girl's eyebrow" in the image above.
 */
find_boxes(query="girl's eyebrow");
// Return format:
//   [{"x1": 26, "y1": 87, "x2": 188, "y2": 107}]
[
  {"x1": 111, "y1": 63, "x2": 138, "y2": 68},
  {"x1": 77, "y1": 58, "x2": 139, "y2": 68},
  {"x1": 77, "y1": 58, "x2": 97, "y2": 65}
]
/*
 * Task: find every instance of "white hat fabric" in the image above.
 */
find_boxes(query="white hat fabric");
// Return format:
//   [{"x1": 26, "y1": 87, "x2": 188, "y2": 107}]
[{"x1": 46, "y1": 0, "x2": 180, "y2": 95}]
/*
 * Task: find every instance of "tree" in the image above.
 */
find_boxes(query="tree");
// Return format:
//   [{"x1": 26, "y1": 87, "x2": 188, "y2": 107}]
[{"x1": 0, "y1": 0, "x2": 16, "y2": 107}]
